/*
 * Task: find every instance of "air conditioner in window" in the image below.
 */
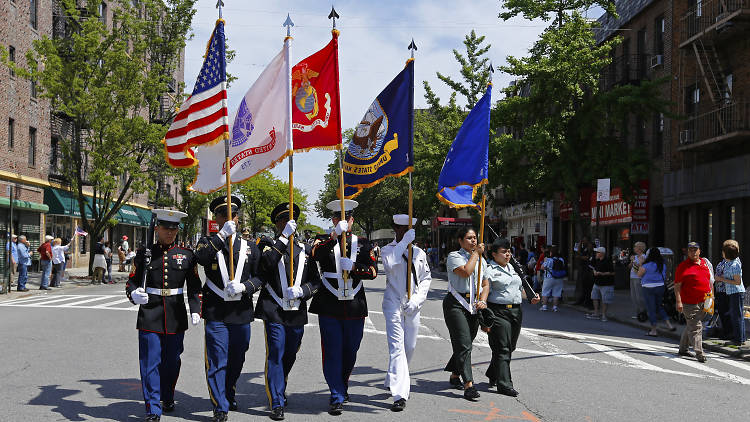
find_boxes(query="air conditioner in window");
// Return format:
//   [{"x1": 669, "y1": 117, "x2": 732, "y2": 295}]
[
  {"x1": 679, "y1": 130, "x2": 694, "y2": 144},
  {"x1": 650, "y1": 55, "x2": 663, "y2": 68}
]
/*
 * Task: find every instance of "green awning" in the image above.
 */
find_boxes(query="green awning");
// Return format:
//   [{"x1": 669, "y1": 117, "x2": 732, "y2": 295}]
[
  {"x1": 117, "y1": 205, "x2": 149, "y2": 227},
  {"x1": 134, "y1": 207, "x2": 153, "y2": 226},
  {"x1": 44, "y1": 188, "x2": 92, "y2": 218},
  {"x1": 0, "y1": 197, "x2": 49, "y2": 213}
]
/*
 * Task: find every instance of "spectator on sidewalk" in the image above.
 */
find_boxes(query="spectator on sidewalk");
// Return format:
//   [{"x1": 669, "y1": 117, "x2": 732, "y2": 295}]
[
  {"x1": 574, "y1": 237, "x2": 594, "y2": 308},
  {"x1": 629, "y1": 242, "x2": 647, "y2": 320},
  {"x1": 586, "y1": 247, "x2": 615, "y2": 322},
  {"x1": 516, "y1": 243, "x2": 529, "y2": 267},
  {"x1": 534, "y1": 246, "x2": 549, "y2": 293},
  {"x1": 51, "y1": 234, "x2": 77, "y2": 287},
  {"x1": 637, "y1": 247, "x2": 676, "y2": 336},
  {"x1": 6, "y1": 234, "x2": 18, "y2": 287},
  {"x1": 104, "y1": 240, "x2": 114, "y2": 284},
  {"x1": 540, "y1": 246, "x2": 566, "y2": 312},
  {"x1": 92, "y1": 237, "x2": 107, "y2": 284},
  {"x1": 118, "y1": 236, "x2": 130, "y2": 272},
  {"x1": 37, "y1": 235, "x2": 54, "y2": 290},
  {"x1": 714, "y1": 240, "x2": 745, "y2": 346},
  {"x1": 675, "y1": 241, "x2": 713, "y2": 363},
  {"x1": 16, "y1": 235, "x2": 31, "y2": 292}
]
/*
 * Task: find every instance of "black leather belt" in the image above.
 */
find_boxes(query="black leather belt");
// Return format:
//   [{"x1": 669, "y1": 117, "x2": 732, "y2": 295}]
[{"x1": 491, "y1": 303, "x2": 521, "y2": 309}]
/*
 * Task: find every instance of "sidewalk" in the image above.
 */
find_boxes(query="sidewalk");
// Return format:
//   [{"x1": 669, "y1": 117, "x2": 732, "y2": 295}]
[
  {"x1": 0, "y1": 262, "x2": 130, "y2": 302},
  {"x1": 558, "y1": 279, "x2": 750, "y2": 361}
]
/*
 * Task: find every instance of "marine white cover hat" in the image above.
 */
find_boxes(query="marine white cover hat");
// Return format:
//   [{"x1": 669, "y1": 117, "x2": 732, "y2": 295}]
[
  {"x1": 392, "y1": 214, "x2": 417, "y2": 226},
  {"x1": 326, "y1": 199, "x2": 359, "y2": 212},
  {"x1": 153, "y1": 209, "x2": 187, "y2": 226}
]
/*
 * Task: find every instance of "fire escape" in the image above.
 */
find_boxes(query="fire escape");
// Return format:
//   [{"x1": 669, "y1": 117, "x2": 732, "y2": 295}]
[{"x1": 678, "y1": 0, "x2": 750, "y2": 149}]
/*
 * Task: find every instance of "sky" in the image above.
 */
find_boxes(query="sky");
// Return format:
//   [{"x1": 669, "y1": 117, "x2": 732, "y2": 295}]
[{"x1": 184, "y1": 0, "x2": 554, "y2": 228}]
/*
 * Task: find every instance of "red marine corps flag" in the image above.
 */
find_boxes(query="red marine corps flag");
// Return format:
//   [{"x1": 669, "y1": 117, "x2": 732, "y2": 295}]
[{"x1": 290, "y1": 31, "x2": 342, "y2": 151}]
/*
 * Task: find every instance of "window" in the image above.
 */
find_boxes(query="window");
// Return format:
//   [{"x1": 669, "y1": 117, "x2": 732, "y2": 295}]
[
  {"x1": 621, "y1": 38, "x2": 630, "y2": 82},
  {"x1": 28, "y1": 127, "x2": 36, "y2": 166},
  {"x1": 685, "y1": 84, "x2": 700, "y2": 114},
  {"x1": 8, "y1": 45, "x2": 15, "y2": 77},
  {"x1": 654, "y1": 16, "x2": 665, "y2": 56},
  {"x1": 724, "y1": 73, "x2": 733, "y2": 101},
  {"x1": 50, "y1": 136, "x2": 59, "y2": 173},
  {"x1": 705, "y1": 208, "x2": 713, "y2": 261},
  {"x1": 8, "y1": 118, "x2": 14, "y2": 149},
  {"x1": 652, "y1": 113, "x2": 664, "y2": 157},
  {"x1": 30, "y1": 79, "x2": 37, "y2": 99},
  {"x1": 99, "y1": 2, "x2": 107, "y2": 25},
  {"x1": 729, "y1": 206, "x2": 736, "y2": 239},
  {"x1": 30, "y1": 0, "x2": 38, "y2": 30}
]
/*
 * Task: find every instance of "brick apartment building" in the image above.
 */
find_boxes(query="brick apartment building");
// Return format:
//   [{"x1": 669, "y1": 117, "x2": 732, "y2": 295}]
[{"x1": 1, "y1": 0, "x2": 185, "y2": 278}]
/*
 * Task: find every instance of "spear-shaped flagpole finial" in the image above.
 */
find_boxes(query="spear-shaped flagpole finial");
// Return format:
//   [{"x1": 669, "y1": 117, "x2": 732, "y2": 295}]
[
  {"x1": 328, "y1": 6, "x2": 340, "y2": 29},
  {"x1": 408, "y1": 38, "x2": 417, "y2": 59},
  {"x1": 216, "y1": 0, "x2": 224, "y2": 19},
  {"x1": 488, "y1": 61, "x2": 494, "y2": 83},
  {"x1": 283, "y1": 13, "x2": 294, "y2": 37}
]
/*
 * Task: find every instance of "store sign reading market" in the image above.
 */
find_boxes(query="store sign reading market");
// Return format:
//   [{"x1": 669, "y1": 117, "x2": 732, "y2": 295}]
[{"x1": 590, "y1": 181, "x2": 649, "y2": 233}]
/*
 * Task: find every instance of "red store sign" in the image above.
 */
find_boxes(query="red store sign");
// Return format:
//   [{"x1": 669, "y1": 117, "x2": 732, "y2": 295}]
[
  {"x1": 590, "y1": 181, "x2": 649, "y2": 228},
  {"x1": 208, "y1": 220, "x2": 220, "y2": 233}
]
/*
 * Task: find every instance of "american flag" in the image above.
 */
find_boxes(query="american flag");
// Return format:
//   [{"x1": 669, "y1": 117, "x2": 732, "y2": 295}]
[
  {"x1": 163, "y1": 20, "x2": 229, "y2": 168},
  {"x1": 75, "y1": 227, "x2": 88, "y2": 237}
]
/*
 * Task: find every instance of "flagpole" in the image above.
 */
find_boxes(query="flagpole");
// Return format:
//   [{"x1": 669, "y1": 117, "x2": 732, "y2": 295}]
[
  {"x1": 476, "y1": 68, "x2": 493, "y2": 299},
  {"x1": 217, "y1": 0, "x2": 234, "y2": 280},
  {"x1": 330, "y1": 7, "x2": 349, "y2": 291},
  {"x1": 283, "y1": 15, "x2": 295, "y2": 299},
  {"x1": 406, "y1": 39, "x2": 417, "y2": 300}
]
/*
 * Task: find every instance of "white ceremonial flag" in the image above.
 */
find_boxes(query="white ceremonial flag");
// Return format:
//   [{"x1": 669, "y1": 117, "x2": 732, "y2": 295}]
[{"x1": 191, "y1": 42, "x2": 291, "y2": 194}]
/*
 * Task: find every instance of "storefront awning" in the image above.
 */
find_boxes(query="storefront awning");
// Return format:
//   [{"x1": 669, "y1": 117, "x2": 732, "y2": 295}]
[
  {"x1": 117, "y1": 205, "x2": 146, "y2": 227},
  {"x1": 44, "y1": 188, "x2": 93, "y2": 218},
  {"x1": 0, "y1": 197, "x2": 49, "y2": 213},
  {"x1": 134, "y1": 207, "x2": 153, "y2": 226}
]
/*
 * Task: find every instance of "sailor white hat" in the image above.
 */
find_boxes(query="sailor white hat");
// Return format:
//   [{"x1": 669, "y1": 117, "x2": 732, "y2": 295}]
[
  {"x1": 392, "y1": 214, "x2": 417, "y2": 226},
  {"x1": 326, "y1": 199, "x2": 359, "y2": 213}
]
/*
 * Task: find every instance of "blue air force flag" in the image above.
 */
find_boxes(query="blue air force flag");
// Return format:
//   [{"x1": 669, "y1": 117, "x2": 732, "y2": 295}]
[
  {"x1": 436, "y1": 84, "x2": 491, "y2": 208},
  {"x1": 343, "y1": 60, "x2": 414, "y2": 198}
]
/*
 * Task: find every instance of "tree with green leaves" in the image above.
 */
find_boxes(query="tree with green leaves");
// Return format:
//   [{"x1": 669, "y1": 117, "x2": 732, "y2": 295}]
[
  {"x1": 431, "y1": 30, "x2": 492, "y2": 109},
  {"x1": 499, "y1": 0, "x2": 617, "y2": 28},
  {"x1": 234, "y1": 171, "x2": 309, "y2": 237},
  {"x1": 1, "y1": 0, "x2": 197, "y2": 272}
]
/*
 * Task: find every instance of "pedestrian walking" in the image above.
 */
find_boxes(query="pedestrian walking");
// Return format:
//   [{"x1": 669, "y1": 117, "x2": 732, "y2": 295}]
[
  {"x1": 479, "y1": 238, "x2": 540, "y2": 397},
  {"x1": 37, "y1": 235, "x2": 54, "y2": 290},
  {"x1": 6, "y1": 234, "x2": 18, "y2": 287},
  {"x1": 586, "y1": 247, "x2": 615, "y2": 321},
  {"x1": 125, "y1": 209, "x2": 202, "y2": 421},
  {"x1": 574, "y1": 237, "x2": 594, "y2": 308},
  {"x1": 534, "y1": 245, "x2": 549, "y2": 293},
  {"x1": 540, "y1": 246, "x2": 566, "y2": 312},
  {"x1": 104, "y1": 240, "x2": 114, "y2": 284},
  {"x1": 16, "y1": 235, "x2": 31, "y2": 292},
  {"x1": 255, "y1": 203, "x2": 322, "y2": 421},
  {"x1": 714, "y1": 240, "x2": 745, "y2": 346},
  {"x1": 309, "y1": 199, "x2": 378, "y2": 416},
  {"x1": 380, "y1": 214, "x2": 432, "y2": 412},
  {"x1": 92, "y1": 237, "x2": 107, "y2": 284},
  {"x1": 51, "y1": 234, "x2": 76, "y2": 287},
  {"x1": 443, "y1": 227, "x2": 487, "y2": 401},
  {"x1": 629, "y1": 242, "x2": 647, "y2": 320},
  {"x1": 195, "y1": 196, "x2": 264, "y2": 422},
  {"x1": 637, "y1": 247, "x2": 676, "y2": 336},
  {"x1": 675, "y1": 241, "x2": 713, "y2": 363}
]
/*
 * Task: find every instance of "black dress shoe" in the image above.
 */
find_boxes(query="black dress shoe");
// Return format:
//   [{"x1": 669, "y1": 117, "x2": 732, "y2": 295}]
[
  {"x1": 270, "y1": 406, "x2": 285, "y2": 420},
  {"x1": 488, "y1": 377, "x2": 497, "y2": 388},
  {"x1": 328, "y1": 402, "x2": 343, "y2": 416},
  {"x1": 463, "y1": 386, "x2": 480, "y2": 401},
  {"x1": 390, "y1": 398, "x2": 406, "y2": 412},
  {"x1": 212, "y1": 410, "x2": 228, "y2": 422},
  {"x1": 162, "y1": 400, "x2": 175, "y2": 413},
  {"x1": 145, "y1": 415, "x2": 160, "y2": 421},
  {"x1": 497, "y1": 386, "x2": 519, "y2": 397},
  {"x1": 39, "y1": 286, "x2": 51, "y2": 290},
  {"x1": 449, "y1": 376, "x2": 464, "y2": 390},
  {"x1": 228, "y1": 400, "x2": 238, "y2": 411}
]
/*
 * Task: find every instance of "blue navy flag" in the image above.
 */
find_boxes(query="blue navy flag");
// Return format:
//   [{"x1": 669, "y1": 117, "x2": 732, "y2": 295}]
[
  {"x1": 343, "y1": 60, "x2": 414, "y2": 199},
  {"x1": 436, "y1": 84, "x2": 491, "y2": 208}
]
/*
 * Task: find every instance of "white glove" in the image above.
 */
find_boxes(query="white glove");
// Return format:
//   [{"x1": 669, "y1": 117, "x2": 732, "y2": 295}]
[
  {"x1": 282, "y1": 220, "x2": 297, "y2": 238},
  {"x1": 340, "y1": 257, "x2": 354, "y2": 271},
  {"x1": 403, "y1": 300, "x2": 419, "y2": 316},
  {"x1": 191, "y1": 313, "x2": 201, "y2": 325},
  {"x1": 131, "y1": 287, "x2": 149, "y2": 305},
  {"x1": 334, "y1": 220, "x2": 349, "y2": 236},
  {"x1": 226, "y1": 281, "x2": 246, "y2": 296},
  {"x1": 218, "y1": 221, "x2": 236, "y2": 240},
  {"x1": 400, "y1": 229, "x2": 416, "y2": 247},
  {"x1": 286, "y1": 285, "x2": 304, "y2": 299}
]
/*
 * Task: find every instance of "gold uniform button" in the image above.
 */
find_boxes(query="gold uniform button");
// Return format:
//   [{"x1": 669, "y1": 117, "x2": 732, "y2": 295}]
[{"x1": 164, "y1": 282, "x2": 168, "y2": 286}]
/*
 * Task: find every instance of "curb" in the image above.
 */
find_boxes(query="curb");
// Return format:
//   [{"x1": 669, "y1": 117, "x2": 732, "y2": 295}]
[{"x1": 560, "y1": 302, "x2": 750, "y2": 361}]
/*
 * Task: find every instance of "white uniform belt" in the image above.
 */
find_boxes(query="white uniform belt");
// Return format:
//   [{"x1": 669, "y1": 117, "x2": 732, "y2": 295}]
[
  {"x1": 206, "y1": 280, "x2": 236, "y2": 301},
  {"x1": 322, "y1": 272, "x2": 362, "y2": 298},
  {"x1": 448, "y1": 284, "x2": 475, "y2": 314},
  {"x1": 145, "y1": 287, "x2": 184, "y2": 296}
]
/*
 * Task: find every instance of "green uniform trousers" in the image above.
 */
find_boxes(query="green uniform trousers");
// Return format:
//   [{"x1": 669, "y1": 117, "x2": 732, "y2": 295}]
[
  {"x1": 443, "y1": 294, "x2": 479, "y2": 383},
  {"x1": 484, "y1": 303, "x2": 522, "y2": 390}
]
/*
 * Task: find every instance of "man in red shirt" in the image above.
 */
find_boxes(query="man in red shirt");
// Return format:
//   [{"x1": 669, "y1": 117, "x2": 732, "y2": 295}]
[
  {"x1": 37, "y1": 235, "x2": 54, "y2": 290},
  {"x1": 674, "y1": 241, "x2": 713, "y2": 363}
]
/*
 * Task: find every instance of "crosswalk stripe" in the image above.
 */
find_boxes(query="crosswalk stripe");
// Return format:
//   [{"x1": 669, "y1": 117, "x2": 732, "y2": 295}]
[
  {"x1": 708, "y1": 355, "x2": 750, "y2": 373},
  {"x1": 10, "y1": 295, "x2": 89, "y2": 306},
  {"x1": 90, "y1": 297, "x2": 132, "y2": 308},
  {"x1": 60, "y1": 295, "x2": 121, "y2": 307},
  {"x1": 1, "y1": 295, "x2": 79, "y2": 305}
]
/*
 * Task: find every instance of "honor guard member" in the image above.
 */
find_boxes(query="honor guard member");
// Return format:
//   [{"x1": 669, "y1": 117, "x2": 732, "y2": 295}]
[
  {"x1": 256, "y1": 203, "x2": 322, "y2": 421},
  {"x1": 126, "y1": 209, "x2": 202, "y2": 422},
  {"x1": 195, "y1": 195, "x2": 264, "y2": 422},
  {"x1": 309, "y1": 199, "x2": 378, "y2": 416},
  {"x1": 380, "y1": 214, "x2": 432, "y2": 411}
]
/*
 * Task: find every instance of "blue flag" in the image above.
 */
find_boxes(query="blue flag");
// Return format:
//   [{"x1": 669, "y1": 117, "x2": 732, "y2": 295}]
[
  {"x1": 343, "y1": 60, "x2": 414, "y2": 198},
  {"x1": 436, "y1": 85, "x2": 491, "y2": 208}
]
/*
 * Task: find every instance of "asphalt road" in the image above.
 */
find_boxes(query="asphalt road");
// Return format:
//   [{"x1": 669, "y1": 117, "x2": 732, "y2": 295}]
[{"x1": 1, "y1": 265, "x2": 749, "y2": 421}]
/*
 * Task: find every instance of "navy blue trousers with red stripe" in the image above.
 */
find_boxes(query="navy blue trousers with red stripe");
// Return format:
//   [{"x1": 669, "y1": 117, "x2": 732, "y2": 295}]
[
  {"x1": 204, "y1": 320, "x2": 251, "y2": 412},
  {"x1": 318, "y1": 316, "x2": 365, "y2": 405},
  {"x1": 264, "y1": 322, "x2": 304, "y2": 409},
  {"x1": 138, "y1": 330, "x2": 184, "y2": 416}
]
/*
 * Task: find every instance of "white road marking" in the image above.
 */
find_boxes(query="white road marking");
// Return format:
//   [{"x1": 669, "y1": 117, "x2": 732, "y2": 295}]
[
  {"x1": 2, "y1": 295, "x2": 89, "y2": 306},
  {"x1": 90, "y1": 297, "x2": 133, "y2": 308},
  {"x1": 60, "y1": 295, "x2": 121, "y2": 307},
  {"x1": 1, "y1": 294, "x2": 87, "y2": 305}
]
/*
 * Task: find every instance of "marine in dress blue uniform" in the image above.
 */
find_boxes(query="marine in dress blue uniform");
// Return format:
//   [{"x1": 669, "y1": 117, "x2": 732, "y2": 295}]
[
  {"x1": 194, "y1": 196, "x2": 264, "y2": 422},
  {"x1": 256, "y1": 203, "x2": 322, "y2": 421},
  {"x1": 309, "y1": 199, "x2": 378, "y2": 416},
  {"x1": 125, "y1": 209, "x2": 202, "y2": 422}
]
